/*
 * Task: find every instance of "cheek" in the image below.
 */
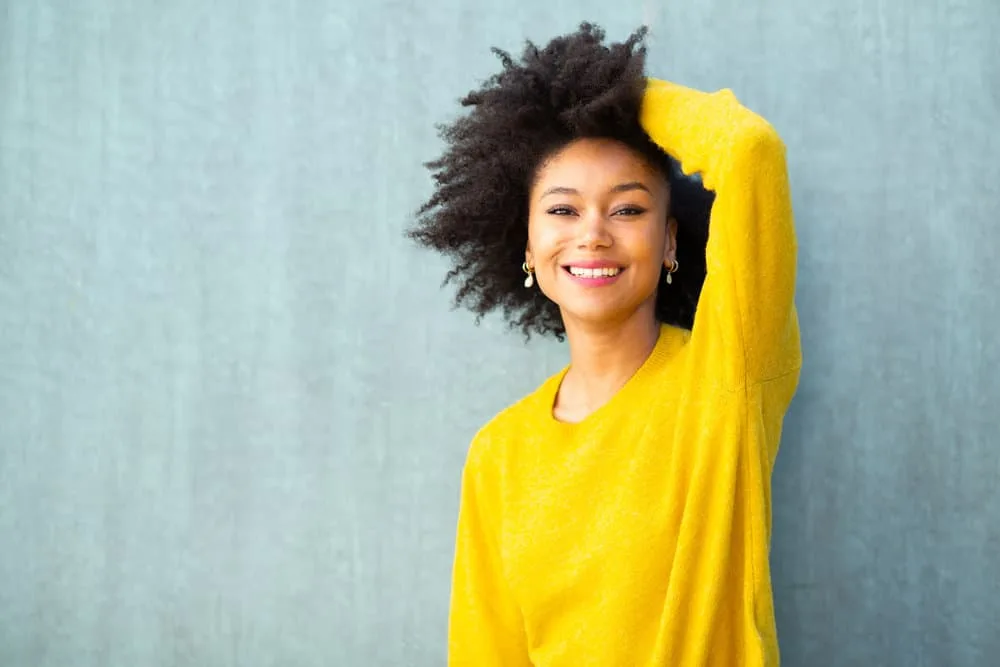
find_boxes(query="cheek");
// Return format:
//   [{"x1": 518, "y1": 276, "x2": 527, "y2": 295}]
[
  {"x1": 628, "y1": 222, "x2": 669, "y2": 261},
  {"x1": 527, "y1": 218, "x2": 566, "y2": 262}
]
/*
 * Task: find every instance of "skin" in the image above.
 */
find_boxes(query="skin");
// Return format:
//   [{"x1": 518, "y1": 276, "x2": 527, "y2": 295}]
[{"x1": 525, "y1": 138, "x2": 678, "y2": 423}]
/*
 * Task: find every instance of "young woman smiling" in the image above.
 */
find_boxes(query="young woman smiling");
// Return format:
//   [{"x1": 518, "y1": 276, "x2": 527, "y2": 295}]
[{"x1": 409, "y1": 23, "x2": 802, "y2": 667}]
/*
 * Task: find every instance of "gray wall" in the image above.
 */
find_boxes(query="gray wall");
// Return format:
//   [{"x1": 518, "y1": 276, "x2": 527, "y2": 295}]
[{"x1": 1, "y1": 1, "x2": 997, "y2": 665}]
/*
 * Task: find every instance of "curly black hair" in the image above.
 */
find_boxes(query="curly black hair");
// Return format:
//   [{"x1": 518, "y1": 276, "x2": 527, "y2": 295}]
[{"x1": 408, "y1": 23, "x2": 713, "y2": 340}]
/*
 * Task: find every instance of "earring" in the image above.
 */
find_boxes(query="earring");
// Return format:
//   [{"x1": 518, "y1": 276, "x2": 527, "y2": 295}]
[
  {"x1": 665, "y1": 259, "x2": 679, "y2": 285},
  {"x1": 522, "y1": 261, "x2": 535, "y2": 288}
]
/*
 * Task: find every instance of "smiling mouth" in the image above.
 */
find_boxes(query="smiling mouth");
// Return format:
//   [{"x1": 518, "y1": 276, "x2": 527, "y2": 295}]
[
  {"x1": 564, "y1": 266, "x2": 624, "y2": 278},
  {"x1": 562, "y1": 265, "x2": 625, "y2": 287}
]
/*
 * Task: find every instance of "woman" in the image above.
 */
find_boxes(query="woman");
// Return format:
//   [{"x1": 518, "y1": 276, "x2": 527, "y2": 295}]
[{"x1": 409, "y1": 23, "x2": 801, "y2": 666}]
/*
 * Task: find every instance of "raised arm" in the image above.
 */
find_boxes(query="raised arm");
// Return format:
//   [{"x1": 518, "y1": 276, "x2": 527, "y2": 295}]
[
  {"x1": 641, "y1": 78, "x2": 801, "y2": 386},
  {"x1": 448, "y1": 438, "x2": 531, "y2": 666}
]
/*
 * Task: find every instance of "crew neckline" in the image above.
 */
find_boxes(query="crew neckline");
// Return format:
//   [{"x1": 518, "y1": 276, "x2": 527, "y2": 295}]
[{"x1": 536, "y1": 324, "x2": 680, "y2": 432}]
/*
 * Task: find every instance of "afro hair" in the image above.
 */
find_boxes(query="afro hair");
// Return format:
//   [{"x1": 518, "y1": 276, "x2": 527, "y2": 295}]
[{"x1": 408, "y1": 23, "x2": 713, "y2": 340}]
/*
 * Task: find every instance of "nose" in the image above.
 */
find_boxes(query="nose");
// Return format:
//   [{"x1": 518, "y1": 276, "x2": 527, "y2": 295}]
[{"x1": 577, "y1": 209, "x2": 612, "y2": 250}]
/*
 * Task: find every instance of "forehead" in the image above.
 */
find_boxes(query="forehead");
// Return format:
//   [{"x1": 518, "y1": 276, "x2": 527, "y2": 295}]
[{"x1": 532, "y1": 138, "x2": 666, "y2": 191}]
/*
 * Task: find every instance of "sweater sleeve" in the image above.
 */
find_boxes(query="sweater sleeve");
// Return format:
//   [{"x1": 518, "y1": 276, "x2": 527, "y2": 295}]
[
  {"x1": 448, "y1": 436, "x2": 531, "y2": 666},
  {"x1": 640, "y1": 79, "x2": 802, "y2": 386}
]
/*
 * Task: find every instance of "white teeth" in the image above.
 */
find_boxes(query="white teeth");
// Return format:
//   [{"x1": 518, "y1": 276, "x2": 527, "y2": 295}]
[{"x1": 568, "y1": 266, "x2": 621, "y2": 278}]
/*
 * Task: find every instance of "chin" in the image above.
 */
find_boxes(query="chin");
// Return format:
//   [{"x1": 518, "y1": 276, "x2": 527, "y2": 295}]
[{"x1": 559, "y1": 303, "x2": 636, "y2": 328}]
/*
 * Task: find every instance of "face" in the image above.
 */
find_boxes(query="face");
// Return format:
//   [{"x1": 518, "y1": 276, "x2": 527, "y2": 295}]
[{"x1": 526, "y1": 138, "x2": 677, "y2": 330}]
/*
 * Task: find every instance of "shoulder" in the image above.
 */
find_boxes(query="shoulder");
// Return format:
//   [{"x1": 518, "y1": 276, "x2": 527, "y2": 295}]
[{"x1": 463, "y1": 369, "x2": 562, "y2": 475}]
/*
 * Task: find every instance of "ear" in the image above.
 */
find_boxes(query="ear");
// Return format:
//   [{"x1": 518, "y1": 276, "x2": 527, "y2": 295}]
[
  {"x1": 525, "y1": 246, "x2": 534, "y2": 269},
  {"x1": 663, "y1": 217, "x2": 678, "y2": 265}
]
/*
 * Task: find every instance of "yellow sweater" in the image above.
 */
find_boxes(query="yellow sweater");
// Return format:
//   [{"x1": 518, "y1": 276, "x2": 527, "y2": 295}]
[{"x1": 448, "y1": 80, "x2": 802, "y2": 666}]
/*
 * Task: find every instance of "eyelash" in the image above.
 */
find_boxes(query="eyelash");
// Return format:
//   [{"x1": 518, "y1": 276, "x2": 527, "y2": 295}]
[{"x1": 547, "y1": 206, "x2": 647, "y2": 217}]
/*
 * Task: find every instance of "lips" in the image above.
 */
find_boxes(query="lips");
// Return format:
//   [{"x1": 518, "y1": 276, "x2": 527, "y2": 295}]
[
  {"x1": 566, "y1": 265, "x2": 622, "y2": 278},
  {"x1": 561, "y1": 262, "x2": 625, "y2": 286}
]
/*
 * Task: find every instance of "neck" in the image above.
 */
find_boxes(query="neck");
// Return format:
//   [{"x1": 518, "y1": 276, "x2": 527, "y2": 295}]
[{"x1": 555, "y1": 310, "x2": 661, "y2": 421}]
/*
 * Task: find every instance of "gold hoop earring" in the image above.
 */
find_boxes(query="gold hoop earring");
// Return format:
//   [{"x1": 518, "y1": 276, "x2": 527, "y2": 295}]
[
  {"x1": 665, "y1": 259, "x2": 679, "y2": 285},
  {"x1": 522, "y1": 261, "x2": 535, "y2": 288}
]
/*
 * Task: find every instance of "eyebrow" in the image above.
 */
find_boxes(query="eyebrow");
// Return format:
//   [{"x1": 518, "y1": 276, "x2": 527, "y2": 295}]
[{"x1": 540, "y1": 181, "x2": 652, "y2": 199}]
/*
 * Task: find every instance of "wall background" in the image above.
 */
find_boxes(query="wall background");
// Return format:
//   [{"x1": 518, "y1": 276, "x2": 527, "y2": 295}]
[{"x1": 1, "y1": 1, "x2": 997, "y2": 665}]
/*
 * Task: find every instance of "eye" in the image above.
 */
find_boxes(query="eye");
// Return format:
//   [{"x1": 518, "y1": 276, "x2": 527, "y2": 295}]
[
  {"x1": 546, "y1": 206, "x2": 577, "y2": 216},
  {"x1": 613, "y1": 206, "x2": 647, "y2": 217}
]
